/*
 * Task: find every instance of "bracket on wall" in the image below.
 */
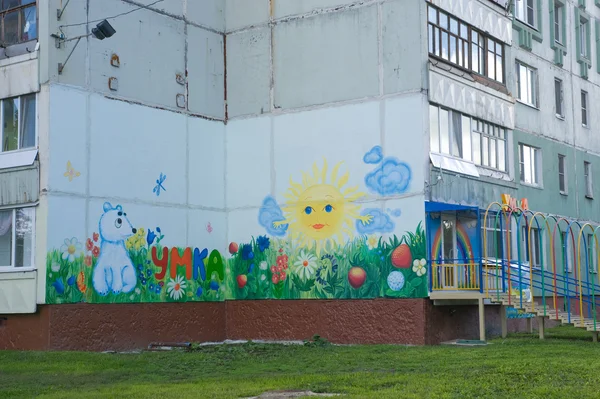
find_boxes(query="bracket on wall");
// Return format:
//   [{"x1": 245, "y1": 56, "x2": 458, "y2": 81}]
[{"x1": 56, "y1": 0, "x2": 72, "y2": 20}]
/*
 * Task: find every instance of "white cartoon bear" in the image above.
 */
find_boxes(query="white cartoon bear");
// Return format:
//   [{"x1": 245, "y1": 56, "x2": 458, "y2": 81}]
[{"x1": 92, "y1": 202, "x2": 137, "y2": 296}]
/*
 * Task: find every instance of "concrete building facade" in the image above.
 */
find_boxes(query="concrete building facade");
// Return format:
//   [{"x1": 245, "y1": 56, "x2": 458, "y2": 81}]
[{"x1": 1, "y1": 0, "x2": 599, "y2": 350}]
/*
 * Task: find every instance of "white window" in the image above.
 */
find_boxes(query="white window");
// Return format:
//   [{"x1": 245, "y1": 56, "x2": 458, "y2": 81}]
[
  {"x1": 484, "y1": 212, "x2": 506, "y2": 259},
  {"x1": 554, "y1": 3, "x2": 563, "y2": 45},
  {"x1": 516, "y1": 62, "x2": 537, "y2": 107},
  {"x1": 554, "y1": 78, "x2": 563, "y2": 118},
  {"x1": 522, "y1": 226, "x2": 541, "y2": 269},
  {"x1": 0, "y1": 207, "x2": 35, "y2": 269},
  {"x1": 519, "y1": 144, "x2": 541, "y2": 186},
  {"x1": 1, "y1": 94, "x2": 36, "y2": 153},
  {"x1": 587, "y1": 234, "x2": 597, "y2": 273},
  {"x1": 584, "y1": 161, "x2": 593, "y2": 198},
  {"x1": 580, "y1": 18, "x2": 589, "y2": 59},
  {"x1": 515, "y1": 0, "x2": 535, "y2": 27},
  {"x1": 558, "y1": 154, "x2": 566, "y2": 194},
  {"x1": 581, "y1": 91, "x2": 589, "y2": 127},
  {"x1": 430, "y1": 104, "x2": 507, "y2": 172},
  {"x1": 0, "y1": 0, "x2": 37, "y2": 47}
]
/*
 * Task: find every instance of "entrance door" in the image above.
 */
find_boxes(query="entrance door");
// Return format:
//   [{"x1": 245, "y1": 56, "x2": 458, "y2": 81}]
[{"x1": 441, "y1": 215, "x2": 458, "y2": 289}]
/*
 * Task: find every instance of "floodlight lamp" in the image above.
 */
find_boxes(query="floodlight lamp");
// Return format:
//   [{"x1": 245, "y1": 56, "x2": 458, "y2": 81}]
[{"x1": 92, "y1": 20, "x2": 116, "y2": 40}]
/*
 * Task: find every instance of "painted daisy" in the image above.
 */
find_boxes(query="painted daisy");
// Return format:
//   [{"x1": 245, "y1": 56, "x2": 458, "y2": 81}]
[
  {"x1": 167, "y1": 275, "x2": 187, "y2": 300},
  {"x1": 293, "y1": 250, "x2": 317, "y2": 280},
  {"x1": 412, "y1": 258, "x2": 427, "y2": 277},
  {"x1": 60, "y1": 238, "x2": 83, "y2": 263}
]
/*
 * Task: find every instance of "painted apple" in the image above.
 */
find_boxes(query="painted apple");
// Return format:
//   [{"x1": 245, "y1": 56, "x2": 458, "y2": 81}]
[
  {"x1": 391, "y1": 243, "x2": 412, "y2": 268},
  {"x1": 236, "y1": 274, "x2": 247, "y2": 289},
  {"x1": 348, "y1": 267, "x2": 367, "y2": 289},
  {"x1": 229, "y1": 242, "x2": 239, "y2": 254}
]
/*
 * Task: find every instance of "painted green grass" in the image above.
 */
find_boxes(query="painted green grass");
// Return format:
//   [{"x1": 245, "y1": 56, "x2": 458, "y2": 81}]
[{"x1": 1, "y1": 326, "x2": 600, "y2": 399}]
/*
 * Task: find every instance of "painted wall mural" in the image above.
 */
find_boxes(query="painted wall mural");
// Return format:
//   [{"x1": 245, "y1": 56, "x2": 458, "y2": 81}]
[{"x1": 46, "y1": 146, "x2": 426, "y2": 304}]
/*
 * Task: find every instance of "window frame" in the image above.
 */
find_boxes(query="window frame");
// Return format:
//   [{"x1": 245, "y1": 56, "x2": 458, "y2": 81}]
[
  {"x1": 0, "y1": 0, "x2": 38, "y2": 48},
  {"x1": 561, "y1": 231, "x2": 573, "y2": 273},
  {"x1": 519, "y1": 143, "x2": 541, "y2": 186},
  {"x1": 587, "y1": 233, "x2": 597, "y2": 274},
  {"x1": 584, "y1": 161, "x2": 593, "y2": 199},
  {"x1": 581, "y1": 90, "x2": 589, "y2": 127},
  {"x1": 0, "y1": 93, "x2": 38, "y2": 154},
  {"x1": 554, "y1": 78, "x2": 564, "y2": 118},
  {"x1": 558, "y1": 154, "x2": 567, "y2": 194},
  {"x1": 516, "y1": 61, "x2": 538, "y2": 108},
  {"x1": 522, "y1": 225, "x2": 542, "y2": 269},
  {"x1": 515, "y1": 0, "x2": 536, "y2": 28},
  {"x1": 0, "y1": 205, "x2": 36, "y2": 271},
  {"x1": 554, "y1": 3, "x2": 563, "y2": 45},
  {"x1": 427, "y1": 4, "x2": 505, "y2": 84}
]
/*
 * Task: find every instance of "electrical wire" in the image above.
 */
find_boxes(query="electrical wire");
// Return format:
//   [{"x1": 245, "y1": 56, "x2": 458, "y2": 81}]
[{"x1": 59, "y1": 0, "x2": 164, "y2": 29}]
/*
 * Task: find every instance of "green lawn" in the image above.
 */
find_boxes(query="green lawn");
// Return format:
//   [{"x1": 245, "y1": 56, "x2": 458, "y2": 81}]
[{"x1": 1, "y1": 326, "x2": 600, "y2": 399}]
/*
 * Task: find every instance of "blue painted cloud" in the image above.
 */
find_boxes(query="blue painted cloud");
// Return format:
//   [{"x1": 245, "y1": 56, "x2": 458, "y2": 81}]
[
  {"x1": 258, "y1": 195, "x2": 288, "y2": 237},
  {"x1": 389, "y1": 209, "x2": 402, "y2": 217},
  {"x1": 363, "y1": 145, "x2": 383, "y2": 164},
  {"x1": 356, "y1": 208, "x2": 395, "y2": 234},
  {"x1": 365, "y1": 157, "x2": 411, "y2": 195}
]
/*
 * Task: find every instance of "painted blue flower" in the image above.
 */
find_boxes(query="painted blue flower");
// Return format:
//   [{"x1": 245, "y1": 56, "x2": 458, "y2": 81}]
[
  {"x1": 147, "y1": 229, "x2": 157, "y2": 246},
  {"x1": 156, "y1": 227, "x2": 161, "y2": 233},
  {"x1": 155, "y1": 286, "x2": 161, "y2": 294},
  {"x1": 141, "y1": 278, "x2": 147, "y2": 286},
  {"x1": 67, "y1": 276, "x2": 76, "y2": 286},
  {"x1": 146, "y1": 260, "x2": 151, "y2": 265},
  {"x1": 380, "y1": 256, "x2": 385, "y2": 261},
  {"x1": 146, "y1": 269, "x2": 152, "y2": 277},
  {"x1": 209, "y1": 281, "x2": 219, "y2": 291},
  {"x1": 248, "y1": 263, "x2": 255, "y2": 273},
  {"x1": 196, "y1": 287, "x2": 203, "y2": 297},
  {"x1": 137, "y1": 264, "x2": 143, "y2": 271},
  {"x1": 257, "y1": 236, "x2": 270, "y2": 252},
  {"x1": 241, "y1": 244, "x2": 254, "y2": 260},
  {"x1": 52, "y1": 279, "x2": 65, "y2": 295},
  {"x1": 149, "y1": 284, "x2": 155, "y2": 291},
  {"x1": 138, "y1": 273, "x2": 144, "y2": 280}
]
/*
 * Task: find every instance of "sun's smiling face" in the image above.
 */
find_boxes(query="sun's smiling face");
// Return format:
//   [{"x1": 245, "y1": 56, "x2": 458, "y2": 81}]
[
  {"x1": 296, "y1": 184, "x2": 345, "y2": 240},
  {"x1": 279, "y1": 160, "x2": 372, "y2": 252}
]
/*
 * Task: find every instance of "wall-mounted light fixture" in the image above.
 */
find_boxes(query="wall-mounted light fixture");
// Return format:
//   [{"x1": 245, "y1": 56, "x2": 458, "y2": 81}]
[{"x1": 55, "y1": 19, "x2": 117, "y2": 75}]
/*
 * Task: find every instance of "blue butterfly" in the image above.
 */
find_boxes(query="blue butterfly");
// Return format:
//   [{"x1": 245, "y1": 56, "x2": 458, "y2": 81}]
[{"x1": 153, "y1": 173, "x2": 166, "y2": 196}]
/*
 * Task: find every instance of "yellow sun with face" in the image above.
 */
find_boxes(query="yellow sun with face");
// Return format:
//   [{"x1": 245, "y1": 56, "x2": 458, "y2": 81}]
[{"x1": 274, "y1": 160, "x2": 372, "y2": 252}]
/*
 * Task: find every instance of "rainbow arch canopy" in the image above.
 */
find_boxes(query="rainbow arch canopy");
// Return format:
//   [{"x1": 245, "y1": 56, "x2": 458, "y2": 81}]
[{"x1": 431, "y1": 221, "x2": 475, "y2": 262}]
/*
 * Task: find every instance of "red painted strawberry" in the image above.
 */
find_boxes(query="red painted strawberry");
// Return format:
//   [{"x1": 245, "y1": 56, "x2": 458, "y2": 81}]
[
  {"x1": 348, "y1": 267, "x2": 367, "y2": 289},
  {"x1": 391, "y1": 243, "x2": 412, "y2": 268},
  {"x1": 229, "y1": 242, "x2": 239, "y2": 254},
  {"x1": 236, "y1": 274, "x2": 247, "y2": 289}
]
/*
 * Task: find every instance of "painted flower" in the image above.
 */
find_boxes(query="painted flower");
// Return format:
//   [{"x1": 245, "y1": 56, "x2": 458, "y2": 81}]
[
  {"x1": 76, "y1": 272, "x2": 87, "y2": 293},
  {"x1": 316, "y1": 254, "x2": 338, "y2": 285},
  {"x1": 241, "y1": 244, "x2": 254, "y2": 260},
  {"x1": 196, "y1": 287, "x2": 203, "y2": 297},
  {"x1": 248, "y1": 263, "x2": 255, "y2": 273},
  {"x1": 257, "y1": 235, "x2": 270, "y2": 252},
  {"x1": 86, "y1": 238, "x2": 94, "y2": 251},
  {"x1": 126, "y1": 228, "x2": 146, "y2": 251},
  {"x1": 84, "y1": 256, "x2": 92, "y2": 267},
  {"x1": 60, "y1": 238, "x2": 83, "y2": 263},
  {"x1": 137, "y1": 264, "x2": 143, "y2": 271},
  {"x1": 93, "y1": 232, "x2": 99, "y2": 242},
  {"x1": 293, "y1": 250, "x2": 317, "y2": 280},
  {"x1": 270, "y1": 265, "x2": 276, "y2": 273},
  {"x1": 272, "y1": 274, "x2": 279, "y2": 284},
  {"x1": 155, "y1": 286, "x2": 161, "y2": 294},
  {"x1": 51, "y1": 262, "x2": 60, "y2": 273},
  {"x1": 135, "y1": 288, "x2": 141, "y2": 295},
  {"x1": 209, "y1": 281, "x2": 219, "y2": 291},
  {"x1": 67, "y1": 276, "x2": 76, "y2": 286},
  {"x1": 260, "y1": 261, "x2": 268, "y2": 271},
  {"x1": 158, "y1": 281, "x2": 164, "y2": 288},
  {"x1": 277, "y1": 254, "x2": 289, "y2": 270},
  {"x1": 412, "y1": 258, "x2": 427, "y2": 277},
  {"x1": 261, "y1": 274, "x2": 266, "y2": 281},
  {"x1": 52, "y1": 279, "x2": 65, "y2": 295},
  {"x1": 92, "y1": 246, "x2": 100, "y2": 258},
  {"x1": 146, "y1": 269, "x2": 152, "y2": 277},
  {"x1": 366, "y1": 235, "x2": 378, "y2": 250},
  {"x1": 167, "y1": 275, "x2": 187, "y2": 300},
  {"x1": 147, "y1": 229, "x2": 157, "y2": 247},
  {"x1": 149, "y1": 284, "x2": 155, "y2": 291}
]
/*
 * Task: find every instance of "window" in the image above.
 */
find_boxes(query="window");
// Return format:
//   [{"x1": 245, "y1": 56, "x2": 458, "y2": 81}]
[
  {"x1": 430, "y1": 104, "x2": 507, "y2": 172},
  {"x1": 519, "y1": 144, "x2": 541, "y2": 185},
  {"x1": 0, "y1": 94, "x2": 36, "y2": 153},
  {"x1": 515, "y1": 0, "x2": 535, "y2": 27},
  {"x1": 558, "y1": 154, "x2": 566, "y2": 194},
  {"x1": 554, "y1": 3, "x2": 563, "y2": 44},
  {"x1": 0, "y1": 207, "x2": 34, "y2": 269},
  {"x1": 561, "y1": 231, "x2": 573, "y2": 272},
  {"x1": 584, "y1": 161, "x2": 593, "y2": 198},
  {"x1": 587, "y1": 234, "x2": 597, "y2": 273},
  {"x1": 427, "y1": 4, "x2": 504, "y2": 83},
  {"x1": 0, "y1": 0, "x2": 37, "y2": 47},
  {"x1": 581, "y1": 91, "x2": 589, "y2": 127},
  {"x1": 516, "y1": 62, "x2": 537, "y2": 107},
  {"x1": 554, "y1": 78, "x2": 563, "y2": 118},
  {"x1": 483, "y1": 212, "x2": 505, "y2": 259},
  {"x1": 579, "y1": 18, "x2": 589, "y2": 59},
  {"x1": 522, "y1": 226, "x2": 541, "y2": 269}
]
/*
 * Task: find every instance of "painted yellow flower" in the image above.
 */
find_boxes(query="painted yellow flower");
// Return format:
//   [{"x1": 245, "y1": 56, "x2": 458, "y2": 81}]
[
  {"x1": 366, "y1": 235, "x2": 378, "y2": 250},
  {"x1": 126, "y1": 227, "x2": 146, "y2": 251}
]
